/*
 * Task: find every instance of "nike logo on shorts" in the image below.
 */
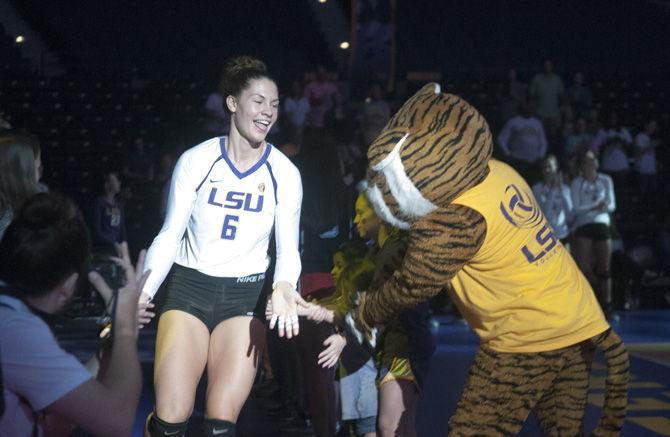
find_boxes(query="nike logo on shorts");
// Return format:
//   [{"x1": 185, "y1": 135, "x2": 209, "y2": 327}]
[{"x1": 212, "y1": 428, "x2": 229, "y2": 435}]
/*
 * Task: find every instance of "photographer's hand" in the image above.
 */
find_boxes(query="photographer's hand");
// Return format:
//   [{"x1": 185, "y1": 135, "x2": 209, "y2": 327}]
[
  {"x1": 88, "y1": 243, "x2": 150, "y2": 338},
  {"x1": 118, "y1": 240, "x2": 155, "y2": 329}
]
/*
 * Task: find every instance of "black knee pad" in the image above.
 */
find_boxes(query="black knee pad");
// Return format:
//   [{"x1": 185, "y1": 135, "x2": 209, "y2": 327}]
[
  {"x1": 202, "y1": 418, "x2": 236, "y2": 436},
  {"x1": 147, "y1": 412, "x2": 188, "y2": 437}
]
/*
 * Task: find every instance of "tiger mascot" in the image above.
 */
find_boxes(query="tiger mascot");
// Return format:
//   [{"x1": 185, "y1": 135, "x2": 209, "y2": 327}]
[{"x1": 353, "y1": 83, "x2": 629, "y2": 436}]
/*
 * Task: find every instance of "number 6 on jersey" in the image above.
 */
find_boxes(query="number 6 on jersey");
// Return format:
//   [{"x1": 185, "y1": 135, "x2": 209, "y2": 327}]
[{"x1": 221, "y1": 214, "x2": 239, "y2": 240}]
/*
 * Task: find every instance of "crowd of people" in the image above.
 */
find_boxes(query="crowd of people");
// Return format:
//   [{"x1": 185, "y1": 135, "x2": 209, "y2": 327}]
[
  {"x1": 0, "y1": 54, "x2": 668, "y2": 437},
  {"x1": 497, "y1": 60, "x2": 669, "y2": 311}
]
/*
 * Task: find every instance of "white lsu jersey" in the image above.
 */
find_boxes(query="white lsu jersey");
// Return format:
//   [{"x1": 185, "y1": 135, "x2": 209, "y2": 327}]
[{"x1": 142, "y1": 137, "x2": 302, "y2": 299}]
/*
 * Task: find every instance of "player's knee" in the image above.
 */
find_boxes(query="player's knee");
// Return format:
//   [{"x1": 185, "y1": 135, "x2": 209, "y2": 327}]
[
  {"x1": 147, "y1": 412, "x2": 188, "y2": 437},
  {"x1": 155, "y1": 398, "x2": 193, "y2": 424},
  {"x1": 202, "y1": 418, "x2": 236, "y2": 437}
]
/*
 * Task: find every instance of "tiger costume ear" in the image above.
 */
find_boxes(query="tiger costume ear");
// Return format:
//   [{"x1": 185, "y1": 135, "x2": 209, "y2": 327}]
[
  {"x1": 412, "y1": 82, "x2": 442, "y2": 99},
  {"x1": 366, "y1": 82, "x2": 493, "y2": 216}
]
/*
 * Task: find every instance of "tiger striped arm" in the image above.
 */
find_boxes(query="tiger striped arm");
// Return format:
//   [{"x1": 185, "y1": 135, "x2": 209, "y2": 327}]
[{"x1": 357, "y1": 204, "x2": 486, "y2": 326}]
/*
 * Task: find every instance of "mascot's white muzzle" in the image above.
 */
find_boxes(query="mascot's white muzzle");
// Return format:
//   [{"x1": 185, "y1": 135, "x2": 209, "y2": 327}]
[{"x1": 367, "y1": 133, "x2": 438, "y2": 229}]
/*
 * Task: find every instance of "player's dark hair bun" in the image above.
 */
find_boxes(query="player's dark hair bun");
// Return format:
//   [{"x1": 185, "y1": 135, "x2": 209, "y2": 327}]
[
  {"x1": 218, "y1": 55, "x2": 273, "y2": 113},
  {"x1": 223, "y1": 55, "x2": 267, "y2": 79}
]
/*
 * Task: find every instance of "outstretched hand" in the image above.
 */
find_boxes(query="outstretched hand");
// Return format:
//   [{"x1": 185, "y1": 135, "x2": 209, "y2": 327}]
[
  {"x1": 88, "y1": 242, "x2": 151, "y2": 338},
  {"x1": 318, "y1": 334, "x2": 346, "y2": 368},
  {"x1": 266, "y1": 299, "x2": 333, "y2": 324},
  {"x1": 268, "y1": 281, "x2": 309, "y2": 338}
]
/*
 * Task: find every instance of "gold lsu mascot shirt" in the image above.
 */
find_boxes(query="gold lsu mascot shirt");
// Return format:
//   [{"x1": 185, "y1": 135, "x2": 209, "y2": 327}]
[{"x1": 450, "y1": 159, "x2": 609, "y2": 353}]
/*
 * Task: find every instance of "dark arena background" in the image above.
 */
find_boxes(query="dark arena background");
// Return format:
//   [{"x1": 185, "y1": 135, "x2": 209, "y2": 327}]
[{"x1": 1, "y1": 0, "x2": 669, "y2": 435}]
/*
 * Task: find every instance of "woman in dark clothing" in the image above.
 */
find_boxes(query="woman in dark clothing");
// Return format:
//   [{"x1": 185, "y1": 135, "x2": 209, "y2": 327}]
[{"x1": 92, "y1": 171, "x2": 127, "y2": 253}]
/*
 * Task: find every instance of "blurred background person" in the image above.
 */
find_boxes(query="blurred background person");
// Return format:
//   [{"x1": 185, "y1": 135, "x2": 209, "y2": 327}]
[
  {"x1": 497, "y1": 98, "x2": 548, "y2": 183},
  {"x1": 533, "y1": 155, "x2": 573, "y2": 250},
  {"x1": 0, "y1": 132, "x2": 40, "y2": 239},
  {"x1": 283, "y1": 79, "x2": 310, "y2": 147},
  {"x1": 634, "y1": 119, "x2": 659, "y2": 206},
  {"x1": 92, "y1": 171, "x2": 127, "y2": 254},
  {"x1": 304, "y1": 65, "x2": 338, "y2": 130},
  {"x1": 571, "y1": 150, "x2": 617, "y2": 317},
  {"x1": 530, "y1": 59, "x2": 564, "y2": 139}
]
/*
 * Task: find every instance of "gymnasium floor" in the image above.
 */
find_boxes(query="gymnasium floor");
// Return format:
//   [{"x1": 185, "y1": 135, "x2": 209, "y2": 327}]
[
  {"x1": 416, "y1": 311, "x2": 670, "y2": 436},
  {"x1": 114, "y1": 310, "x2": 670, "y2": 436}
]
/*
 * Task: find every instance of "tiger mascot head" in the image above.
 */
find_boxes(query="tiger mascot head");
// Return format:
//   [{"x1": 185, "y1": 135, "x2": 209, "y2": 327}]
[{"x1": 365, "y1": 82, "x2": 493, "y2": 229}]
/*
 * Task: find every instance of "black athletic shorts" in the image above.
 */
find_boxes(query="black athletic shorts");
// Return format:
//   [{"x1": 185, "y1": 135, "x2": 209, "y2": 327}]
[
  {"x1": 161, "y1": 264, "x2": 267, "y2": 332},
  {"x1": 575, "y1": 223, "x2": 611, "y2": 241}
]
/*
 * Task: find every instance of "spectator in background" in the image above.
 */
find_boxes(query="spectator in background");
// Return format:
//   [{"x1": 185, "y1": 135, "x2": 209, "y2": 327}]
[
  {"x1": 297, "y1": 130, "x2": 348, "y2": 293},
  {"x1": 360, "y1": 83, "x2": 391, "y2": 146},
  {"x1": 0, "y1": 132, "x2": 40, "y2": 239},
  {"x1": 586, "y1": 107, "x2": 603, "y2": 137},
  {"x1": 338, "y1": 130, "x2": 367, "y2": 191},
  {"x1": 92, "y1": 171, "x2": 127, "y2": 254},
  {"x1": 591, "y1": 112, "x2": 632, "y2": 192},
  {"x1": 634, "y1": 119, "x2": 659, "y2": 201},
  {"x1": 571, "y1": 150, "x2": 616, "y2": 317},
  {"x1": 497, "y1": 68, "x2": 527, "y2": 124},
  {"x1": 122, "y1": 136, "x2": 155, "y2": 186},
  {"x1": 529, "y1": 59, "x2": 564, "y2": 138},
  {"x1": 294, "y1": 252, "x2": 378, "y2": 437},
  {"x1": 533, "y1": 155, "x2": 573, "y2": 250},
  {"x1": 304, "y1": 65, "x2": 338, "y2": 129},
  {"x1": 283, "y1": 80, "x2": 310, "y2": 146},
  {"x1": 564, "y1": 118, "x2": 592, "y2": 161},
  {"x1": 330, "y1": 259, "x2": 378, "y2": 437},
  {"x1": 590, "y1": 112, "x2": 632, "y2": 155},
  {"x1": 353, "y1": 191, "x2": 434, "y2": 437},
  {"x1": 566, "y1": 72, "x2": 593, "y2": 119},
  {"x1": 326, "y1": 91, "x2": 356, "y2": 142},
  {"x1": 0, "y1": 193, "x2": 147, "y2": 437},
  {"x1": 497, "y1": 98, "x2": 548, "y2": 183}
]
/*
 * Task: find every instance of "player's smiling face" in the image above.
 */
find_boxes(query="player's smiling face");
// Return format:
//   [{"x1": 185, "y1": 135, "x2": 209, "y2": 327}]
[{"x1": 229, "y1": 77, "x2": 279, "y2": 145}]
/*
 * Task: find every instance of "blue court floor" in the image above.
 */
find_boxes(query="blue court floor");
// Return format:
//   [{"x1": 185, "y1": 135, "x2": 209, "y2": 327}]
[
  {"x1": 416, "y1": 311, "x2": 670, "y2": 437},
  {"x1": 123, "y1": 310, "x2": 670, "y2": 436}
]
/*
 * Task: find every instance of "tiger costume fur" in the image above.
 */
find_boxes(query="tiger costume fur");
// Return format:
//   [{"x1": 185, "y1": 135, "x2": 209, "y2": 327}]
[{"x1": 353, "y1": 83, "x2": 629, "y2": 436}]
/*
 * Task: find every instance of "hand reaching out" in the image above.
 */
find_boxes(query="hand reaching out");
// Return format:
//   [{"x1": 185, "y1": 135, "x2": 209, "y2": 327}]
[
  {"x1": 318, "y1": 334, "x2": 346, "y2": 368},
  {"x1": 302, "y1": 303, "x2": 333, "y2": 323},
  {"x1": 268, "y1": 281, "x2": 309, "y2": 338},
  {"x1": 88, "y1": 242, "x2": 151, "y2": 338},
  {"x1": 266, "y1": 299, "x2": 333, "y2": 324}
]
